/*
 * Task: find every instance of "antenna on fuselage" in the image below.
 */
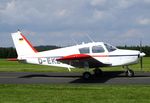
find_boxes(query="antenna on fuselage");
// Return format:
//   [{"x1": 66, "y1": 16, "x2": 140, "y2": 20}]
[
  {"x1": 70, "y1": 36, "x2": 78, "y2": 45},
  {"x1": 86, "y1": 34, "x2": 94, "y2": 43}
]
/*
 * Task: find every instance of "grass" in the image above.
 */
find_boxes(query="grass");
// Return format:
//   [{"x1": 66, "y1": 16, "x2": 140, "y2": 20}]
[
  {"x1": 0, "y1": 84, "x2": 150, "y2": 103},
  {"x1": 0, "y1": 57, "x2": 150, "y2": 72}
]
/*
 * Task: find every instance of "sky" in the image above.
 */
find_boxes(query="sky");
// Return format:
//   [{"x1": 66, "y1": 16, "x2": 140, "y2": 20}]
[{"x1": 0, "y1": 0, "x2": 150, "y2": 47}]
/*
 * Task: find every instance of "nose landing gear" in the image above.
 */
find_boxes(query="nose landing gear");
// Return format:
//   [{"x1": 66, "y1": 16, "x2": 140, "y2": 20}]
[{"x1": 124, "y1": 66, "x2": 134, "y2": 77}]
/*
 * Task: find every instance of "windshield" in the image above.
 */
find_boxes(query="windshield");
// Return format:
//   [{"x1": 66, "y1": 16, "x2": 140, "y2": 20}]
[{"x1": 104, "y1": 43, "x2": 117, "y2": 52}]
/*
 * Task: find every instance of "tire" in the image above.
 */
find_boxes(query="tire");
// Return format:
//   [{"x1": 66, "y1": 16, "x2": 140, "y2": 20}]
[
  {"x1": 125, "y1": 69, "x2": 134, "y2": 77},
  {"x1": 83, "y1": 72, "x2": 92, "y2": 80},
  {"x1": 94, "y1": 69, "x2": 103, "y2": 77}
]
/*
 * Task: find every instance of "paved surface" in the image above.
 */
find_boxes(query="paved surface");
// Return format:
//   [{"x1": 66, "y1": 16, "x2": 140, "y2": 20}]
[{"x1": 0, "y1": 71, "x2": 150, "y2": 84}]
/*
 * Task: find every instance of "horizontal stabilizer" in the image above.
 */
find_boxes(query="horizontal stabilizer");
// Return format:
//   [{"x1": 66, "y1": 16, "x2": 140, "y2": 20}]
[{"x1": 7, "y1": 58, "x2": 18, "y2": 61}]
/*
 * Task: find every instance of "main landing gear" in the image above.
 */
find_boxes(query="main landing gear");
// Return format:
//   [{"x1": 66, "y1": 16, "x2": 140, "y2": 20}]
[
  {"x1": 124, "y1": 66, "x2": 134, "y2": 77},
  {"x1": 83, "y1": 72, "x2": 92, "y2": 80},
  {"x1": 82, "y1": 62, "x2": 91, "y2": 80},
  {"x1": 93, "y1": 68, "x2": 103, "y2": 77},
  {"x1": 82, "y1": 68, "x2": 103, "y2": 80}
]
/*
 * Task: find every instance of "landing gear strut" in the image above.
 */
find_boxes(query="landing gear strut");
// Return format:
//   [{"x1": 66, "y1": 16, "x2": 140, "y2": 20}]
[
  {"x1": 82, "y1": 62, "x2": 92, "y2": 80},
  {"x1": 124, "y1": 66, "x2": 134, "y2": 77}
]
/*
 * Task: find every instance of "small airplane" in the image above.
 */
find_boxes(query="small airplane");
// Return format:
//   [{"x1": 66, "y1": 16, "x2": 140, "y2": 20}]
[{"x1": 11, "y1": 30, "x2": 146, "y2": 79}]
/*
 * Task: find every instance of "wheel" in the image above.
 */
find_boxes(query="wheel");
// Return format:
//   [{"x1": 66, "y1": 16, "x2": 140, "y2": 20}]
[
  {"x1": 93, "y1": 68, "x2": 103, "y2": 77},
  {"x1": 125, "y1": 69, "x2": 134, "y2": 77},
  {"x1": 83, "y1": 72, "x2": 92, "y2": 80}
]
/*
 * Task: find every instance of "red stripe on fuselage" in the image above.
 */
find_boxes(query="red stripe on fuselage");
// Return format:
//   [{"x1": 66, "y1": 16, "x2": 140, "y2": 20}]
[
  {"x1": 57, "y1": 54, "x2": 108, "y2": 61},
  {"x1": 20, "y1": 33, "x2": 38, "y2": 53},
  {"x1": 57, "y1": 54, "x2": 91, "y2": 60}
]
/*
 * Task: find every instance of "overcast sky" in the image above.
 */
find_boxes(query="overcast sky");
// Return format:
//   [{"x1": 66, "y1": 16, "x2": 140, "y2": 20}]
[{"x1": 0, "y1": 0, "x2": 150, "y2": 47}]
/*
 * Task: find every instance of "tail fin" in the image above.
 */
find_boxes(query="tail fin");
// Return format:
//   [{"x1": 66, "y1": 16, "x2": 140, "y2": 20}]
[{"x1": 11, "y1": 31, "x2": 38, "y2": 59}]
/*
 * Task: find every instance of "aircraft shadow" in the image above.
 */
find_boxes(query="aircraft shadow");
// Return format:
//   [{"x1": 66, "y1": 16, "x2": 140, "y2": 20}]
[
  {"x1": 19, "y1": 71, "x2": 150, "y2": 83},
  {"x1": 19, "y1": 74, "x2": 81, "y2": 78},
  {"x1": 71, "y1": 71, "x2": 125, "y2": 83}
]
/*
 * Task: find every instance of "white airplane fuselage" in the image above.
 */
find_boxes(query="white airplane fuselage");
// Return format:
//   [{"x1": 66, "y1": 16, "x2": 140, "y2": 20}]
[{"x1": 18, "y1": 42, "x2": 140, "y2": 68}]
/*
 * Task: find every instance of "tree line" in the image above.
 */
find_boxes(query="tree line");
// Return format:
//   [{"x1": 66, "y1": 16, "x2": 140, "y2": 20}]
[
  {"x1": 0, "y1": 45, "x2": 150, "y2": 58},
  {"x1": 0, "y1": 45, "x2": 60, "y2": 58}
]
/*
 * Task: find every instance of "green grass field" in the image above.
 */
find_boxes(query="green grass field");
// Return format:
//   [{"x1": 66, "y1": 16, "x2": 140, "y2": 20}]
[
  {"x1": 0, "y1": 84, "x2": 150, "y2": 103},
  {"x1": 0, "y1": 58, "x2": 150, "y2": 103}
]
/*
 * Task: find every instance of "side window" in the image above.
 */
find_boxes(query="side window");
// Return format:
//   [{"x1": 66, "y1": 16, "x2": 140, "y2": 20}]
[
  {"x1": 92, "y1": 45, "x2": 104, "y2": 53},
  {"x1": 79, "y1": 47, "x2": 90, "y2": 54}
]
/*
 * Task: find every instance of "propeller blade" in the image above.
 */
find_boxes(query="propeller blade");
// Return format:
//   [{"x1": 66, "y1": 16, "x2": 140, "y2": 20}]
[
  {"x1": 140, "y1": 57, "x2": 143, "y2": 71},
  {"x1": 140, "y1": 41, "x2": 142, "y2": 52},
  {"x1": 140, "y1": 40, "x2": 143, "y2": 71}
]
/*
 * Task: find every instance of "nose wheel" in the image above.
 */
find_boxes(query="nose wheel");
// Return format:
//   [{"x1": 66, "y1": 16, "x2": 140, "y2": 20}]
[
  {"x1": 124, "y1": 66, "x2": 134, "y2": 77},
  {"x1": 125, "y1": 69, "x2": 134, "y2": 77}
]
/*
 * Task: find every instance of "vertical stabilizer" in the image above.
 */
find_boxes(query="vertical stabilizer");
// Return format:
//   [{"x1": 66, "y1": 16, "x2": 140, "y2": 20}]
[{"x1": 11, "y1": 31, "x2": 37, "y2": 59}]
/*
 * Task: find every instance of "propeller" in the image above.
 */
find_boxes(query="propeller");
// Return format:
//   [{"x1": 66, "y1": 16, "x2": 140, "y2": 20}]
[
  {"x1": 140, "y1": 41, "x2": 143, "y2": 71},
  {"x1": 139, "y1": 41, "x2": 146, "y2": 71}
]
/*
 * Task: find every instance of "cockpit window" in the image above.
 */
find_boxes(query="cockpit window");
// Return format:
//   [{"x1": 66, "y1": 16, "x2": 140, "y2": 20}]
[
  {"x1": 104, "y1": 44, "x2": 117, "y2": 52},
  {"x1": 79, "y1": 47, "x2": 90, "y2": 54},
  {"x1": 92, "y1": 45, "x2": 105, "y2": 53}
]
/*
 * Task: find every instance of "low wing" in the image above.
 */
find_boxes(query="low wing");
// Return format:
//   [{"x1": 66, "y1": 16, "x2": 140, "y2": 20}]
[{"x1": 57, "y1": 54, "x2": 111, "y2": 68}]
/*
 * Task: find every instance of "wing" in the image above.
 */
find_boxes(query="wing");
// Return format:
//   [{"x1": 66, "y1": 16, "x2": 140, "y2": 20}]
[{"x1": 57, "y1": 54, "x2": 111, "y2": 68}]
